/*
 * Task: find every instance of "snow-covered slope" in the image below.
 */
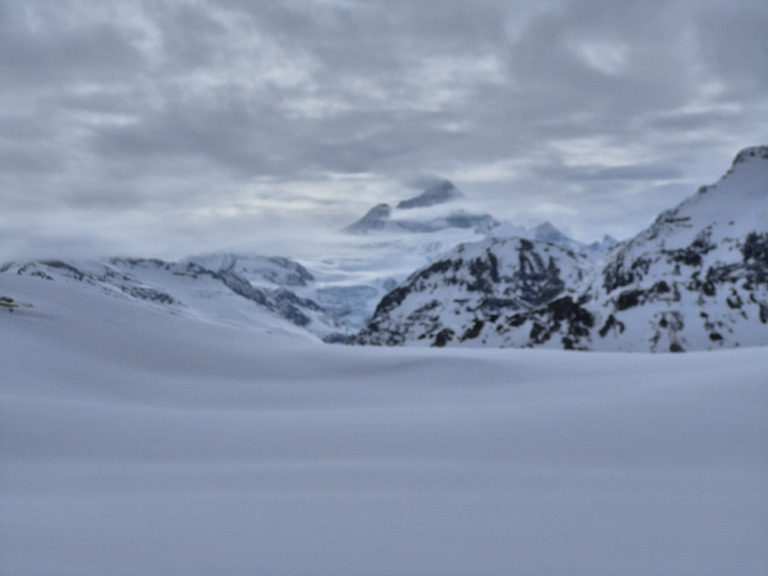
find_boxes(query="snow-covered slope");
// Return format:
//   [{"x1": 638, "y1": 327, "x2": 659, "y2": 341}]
[
  {"x1": 589, "y1": 145, "x2": 768, "y2": 351},
  {"x1": 1, "y1": 273, "x2": 765, "y2": 576},
  {"x1": 0, "y1": 240, "x2": 496, "y2": 339},
  {"x1": 353, "y1": 146, "x2": 768, "y2": 351},
  {"x1": 0, "y1": 256, "x2": 338, "y2": 339}
]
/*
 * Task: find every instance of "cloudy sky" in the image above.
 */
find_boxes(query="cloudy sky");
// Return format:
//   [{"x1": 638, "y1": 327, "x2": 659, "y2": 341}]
[{"x1": 2, "y1": 0, "x2": 766, "y2": 260}]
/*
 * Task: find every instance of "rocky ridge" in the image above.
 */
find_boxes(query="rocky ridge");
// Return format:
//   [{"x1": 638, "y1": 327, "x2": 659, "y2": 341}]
[{"x1": 352, "y1": 147, "x2": 768, "y2": 351}]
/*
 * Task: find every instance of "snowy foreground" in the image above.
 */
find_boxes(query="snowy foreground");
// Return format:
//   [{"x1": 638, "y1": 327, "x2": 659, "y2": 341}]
[{"x1": 1, "y1": 276, "x2": 766, "y2": 576}]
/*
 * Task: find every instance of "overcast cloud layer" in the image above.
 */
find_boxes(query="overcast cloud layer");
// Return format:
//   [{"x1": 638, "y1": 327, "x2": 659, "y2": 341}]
[{"x1": 1, "y1": 0, "x2": 766, "y2": 260}]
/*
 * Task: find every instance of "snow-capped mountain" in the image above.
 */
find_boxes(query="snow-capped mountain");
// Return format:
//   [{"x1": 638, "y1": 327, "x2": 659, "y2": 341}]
[
  {"x1": 342, "y1": 179, "x2": 499, "y2": 235},
  {"x1": 352, "y1": 146, "x2": 768, "y2": 351},
  {"x1": 326, "y1": 178, "x2": 606, "y2": 330},
  {"x1": 348, "y1": 237, "x2": 595, "y2": 347},
  {"x1": 4, "y1": 148, "x2": 764, "y2": 352},
  {"x1": 343, "y1": 178, "x2": 616, "y2": 254},
  {"x1": 592, "y1": 145, "x2": 768, "y2": 351},
  {"x1": 0, "y1": 257, "x2": 341, "y2": 339}
]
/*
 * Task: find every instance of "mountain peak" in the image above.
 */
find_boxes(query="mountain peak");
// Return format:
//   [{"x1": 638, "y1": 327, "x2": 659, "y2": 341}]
[
  {"x1": 342, "y1": 203, "x2": 392, "y2": 234},
  {"x1": 532, "y1": 221, "x2": 571, "y2": 244},
  {"x1": 396, "y1": 179, "x2": 463, "y2": 210},
  {"x1": 341, "y1": 179, "x2": 493, "y2": 235},
  {"x1": 733, "y1": 146, "x2": 768, "y2": 165}
]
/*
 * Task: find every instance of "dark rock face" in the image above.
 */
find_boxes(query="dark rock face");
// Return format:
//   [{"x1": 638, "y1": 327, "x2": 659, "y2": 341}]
[
  {"x1": 374, "y1": 284, "x2": 413, "y2": 318},
  {"x1": 734, "y1": 146, "x2": 768, "y2": 163},
  {"x1": 349, "y1": 237, "x2": 591, "y2": 347},
  {"x1": 396, "y1": 180, "x2": 463, "y2": 209},
  {"x1": 614, "y1": 281, "x2": 672, "y2": 312},
  {"x1": 503, "y1": 296, "x2": 595, "y2": 350},
  {"x1": 742, "y1": 232, "x2": 768, "y2": 284},
  {"x1": 598, "y1": 314, "x2": 625, "y2": 338},
  {"x1": 513, "y1": 240, "x2": 568, "y2": 307},
  {"x1": 263, "y1": 257, "x2": 315, "y2": 287},
  {"x1": 272, "y1": 288, "x2": 324, "y2": 327},
  {"x1": 460, "y1": 320, "x2": 485, "y2": 342},
  {"x1": 0, "y1": 296, "x2": 19, "y2": 311},
  {"x1": 432, "y1": 328, "x2": 455, "y2": 347},
  {"x1": 122, "y1": 285, "x2": 177, "y2": 305},
  {"x1": 38, "y1": 260, "x2": 89, "y2": 281},
  {"x1": 217, "y1": 270, "x2": 270, "y2": 306}
]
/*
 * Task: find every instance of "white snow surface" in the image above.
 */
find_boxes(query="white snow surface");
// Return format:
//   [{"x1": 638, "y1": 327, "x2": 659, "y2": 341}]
[{"x1": 1, "y1": 274, "x2": 766, "y2": 576}]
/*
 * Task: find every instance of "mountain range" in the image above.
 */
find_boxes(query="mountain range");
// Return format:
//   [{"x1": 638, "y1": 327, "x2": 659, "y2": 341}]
[
  {"x1": 2, "y1": 146, "x2": 766, "y2": 352},
  {"x1": 352, "y1": 146, "x2": 768, "y2": 351},
  {"x1": 0, "y1": 176, "x2": 593, "y2": 338}
]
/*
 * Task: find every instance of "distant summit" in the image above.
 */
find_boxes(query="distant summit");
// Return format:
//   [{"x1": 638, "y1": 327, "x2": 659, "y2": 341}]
[
  {"x1": 532, "y1": 221, "x2": 573, "y2": 245},
  {"x1": 396, "y1": 179, "x2": 463, "y2": 209},
  {"x1": 342, "y1": 179, "x2": 496, "y2": 235},
  {"x1": 342, "y1": 203, "x2": 392, "y2": 235},
  {"x1": 733, "y1": 146, "x2": 768, "y2": 165}
]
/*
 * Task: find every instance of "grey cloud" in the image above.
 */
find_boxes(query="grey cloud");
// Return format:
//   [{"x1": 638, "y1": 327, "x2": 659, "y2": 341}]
[
  {"x1": 1, "y1": 0, "x2": 766, "y2": 259},
  {"x1": 0, "y1": 142, "x2": 64, "y2": 175},
  {"x1": 570, "y1": 164, "x2": 684, "y2": 181},
  {"x1": 0, "y1": 3, "x2": 144, "y2": 89},
  {"x1": 89, "y1": 95, "x2": 275, "y2": 174},
  {"x1": 691, "y1": 2, "x2": 768, "y2": 98}
]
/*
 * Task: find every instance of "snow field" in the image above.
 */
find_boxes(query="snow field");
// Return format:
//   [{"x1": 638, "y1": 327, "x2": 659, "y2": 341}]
[{"x1": 1, "y1": 275, "x2": 766, "y2": 575}]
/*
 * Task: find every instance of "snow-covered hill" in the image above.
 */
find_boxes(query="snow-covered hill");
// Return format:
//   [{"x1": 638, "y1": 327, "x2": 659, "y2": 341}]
[
  {"x1": 353, "y1": 146, "x2": 768, "y2": 351},
  {"x1": 0, "y1": 256, "x2": 339, "y2": 339},
  {"x1": 1, "y1": 273, "x2": 765, "y2": 576}
]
